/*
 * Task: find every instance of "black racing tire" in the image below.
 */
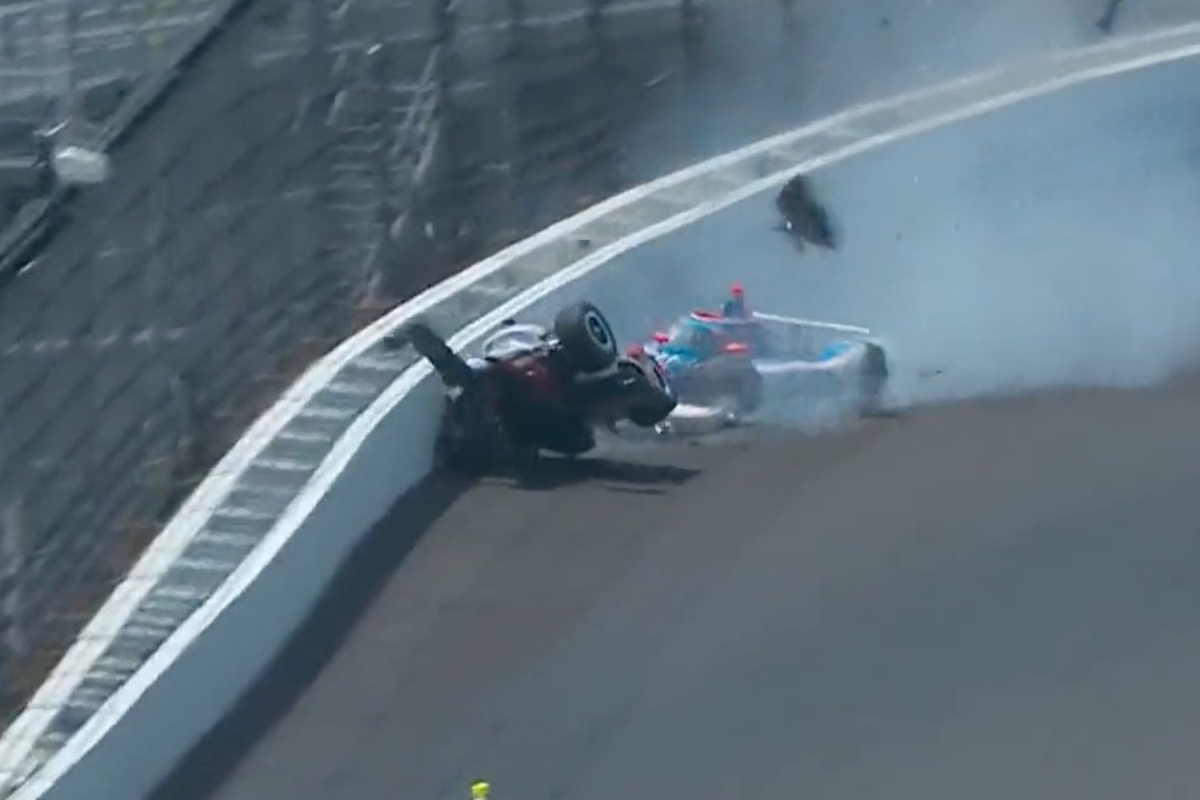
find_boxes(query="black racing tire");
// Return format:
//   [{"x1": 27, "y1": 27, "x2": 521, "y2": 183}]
[
  {"x1": 553, "y1": 301, "x2": 619, "y2": 374},
  {"x1": 540, "y1": 420, "x2": 597, "y2": 457},
  {"x1": 435, "y1": 391, "x2": 521, "y2": 474},
  {"x1": 629, "y1": 404, "x2": 673, "y2": 428},
  {"x1": 434, "y1": 413, "x2": 493, "y2": 475},
  {"x1": 622, "y1": 362, "x2": 678, "y2": 428},
  {"x1": 863, "y1": 342, "x2": 888, "y2": 379},
  {"x1": 692, "y1": 360, "x2": 762, "y2": 414},
  {"x1": 734, "y1": 363, "x2": 765, "y2": 413},
  {"x1": 858, "y1": 343, "x2": 889, "y2": 416}
]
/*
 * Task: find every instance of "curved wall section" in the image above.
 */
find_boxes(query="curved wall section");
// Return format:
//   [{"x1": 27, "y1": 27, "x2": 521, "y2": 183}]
[{"x1": 4, "y1": 25, "x2": 1200, "y2": 800}]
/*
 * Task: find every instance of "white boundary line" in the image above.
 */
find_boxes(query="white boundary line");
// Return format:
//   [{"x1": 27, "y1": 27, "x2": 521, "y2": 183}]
[{"x1": 5, "y1": 21, "x2": 1200, "y2": 798}]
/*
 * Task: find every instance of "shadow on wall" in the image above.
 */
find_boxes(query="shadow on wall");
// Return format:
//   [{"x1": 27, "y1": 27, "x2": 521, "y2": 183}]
[
  {"x1": 144, "y1": 455, "x2": 700, "y2": 800},
  {"x1": 143, "y1": 469, "x2": 474, "y2": 800}
]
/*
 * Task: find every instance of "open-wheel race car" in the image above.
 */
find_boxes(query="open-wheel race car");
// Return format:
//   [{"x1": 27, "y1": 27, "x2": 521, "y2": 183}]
[
  {"x1": 386, "y1": 301, "x2": 678, "y2": 472},
  {"x1": 640, "y1": 283, "x2": 890, "y2": 420}
]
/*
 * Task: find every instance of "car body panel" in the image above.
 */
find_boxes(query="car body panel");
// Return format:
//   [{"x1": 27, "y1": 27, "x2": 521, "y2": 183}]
[
  {"x1": 640, "y1": 286, "x2": 889, "y2": 418},
  {"x1": 396, "y1": 305, "x2": 679, "y2": 467}
]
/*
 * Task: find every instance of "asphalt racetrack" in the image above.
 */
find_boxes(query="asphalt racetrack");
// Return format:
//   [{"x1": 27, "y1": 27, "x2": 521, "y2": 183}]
[
  {"x1": 163, "y1": 381, "x2": 1200, "y2": 800},
  {"x1": 156, "y1": 16, "x2": 1200, "y2": 800}
]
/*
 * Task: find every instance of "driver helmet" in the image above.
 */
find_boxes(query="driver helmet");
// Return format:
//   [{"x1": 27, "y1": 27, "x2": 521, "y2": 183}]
[
  {"x1": 471, "y1": 781, "x2": 490, "y2": 800},
  {"x1": 723, "y1": 283, "x2": 747, "y2": 317}
]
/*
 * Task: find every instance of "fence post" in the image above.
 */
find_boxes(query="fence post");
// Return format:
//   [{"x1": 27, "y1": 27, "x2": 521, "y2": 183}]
[
  {"x1": 507, "y1": 0, "x2": 527, "y2": 57},
  {"x1": 681, "y1": 0, "x2": 702, "y2": 59},
  {"x1": 587, "y1": 0, "x2": 610, "y2": 44},
  {"x1": 368, "y1": 39, "x2": 394, "y2": 300},
  {"x1": 58, "y1": 0, "x2": 79, "y2": 127},
  {"x1": 1, "y1": 499, "x2": 28, "y2": 663},
  {"x1": 432, "y1": 0, "x2": 460, "y2": 109}
]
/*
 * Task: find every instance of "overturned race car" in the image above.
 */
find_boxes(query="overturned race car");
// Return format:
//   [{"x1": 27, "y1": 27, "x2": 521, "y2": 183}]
[
  {"x1": 641, "y1": 284, "x2": 890, "y2": 421},
  {"x1": 386, "y1": 301, "x2": 678, "y2": 472}
]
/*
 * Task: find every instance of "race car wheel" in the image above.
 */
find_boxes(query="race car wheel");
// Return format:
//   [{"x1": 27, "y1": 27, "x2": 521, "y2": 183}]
[
  {"x1": 619, "y1": 363, "x2": 677, "y2": 427},
  {"x1": 629, "y1": 404, "x2": 674, "y2": 428},
  {"x1": 734, "y1": 365, "x2": 765, "y2": 414},
  {"x1": 704, "y1": 359, "x2": 763, "y2": 414},
  {"x1": 858, "y1": 343, "x2": 889, "y2": 416},
  {"x1": 553, "y1": 301, "x2": 619, "y2": 373},
  {"x1": 435, "y1": 391, "x2": 530, "y2": 474},
  {"x1": 540, "y1": 420, "x2": 597, "y2": 457}
]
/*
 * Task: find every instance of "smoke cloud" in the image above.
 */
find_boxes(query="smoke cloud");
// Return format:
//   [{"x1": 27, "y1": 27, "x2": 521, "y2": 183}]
[
  {"x1": 587, "y1": 6, "x2": 1200, "y2": 412},
  {"x1": 622, "y1": 0, "x2": 1115, "y2": 178}
]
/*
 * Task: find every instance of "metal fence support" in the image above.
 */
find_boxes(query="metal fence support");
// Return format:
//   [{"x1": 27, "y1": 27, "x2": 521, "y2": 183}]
[
  {"x1": 681, "y1": 0, "x2": 704, "y2": 58},
  {"x1": 507, "y1": 0, "x2": 527, "y2": 57},
  {"x1": 0, "y1": 0, "x2": 707, "y2": 736},
  {"x1": 57, "y1": 0, "x2": 78, "y2": 127},
  {"x1": 433, "y1": 0, "x2": 459, "y2": 109},
  {"x1": 588, "y1": 0, "x2": 610, "y2": 42},
  {"x1": 0, "y1": 501, "x2": 28, "y2": 665}
]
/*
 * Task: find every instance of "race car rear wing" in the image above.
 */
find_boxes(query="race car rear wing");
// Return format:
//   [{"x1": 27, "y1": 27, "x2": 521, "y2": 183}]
[
  {"x1": 750, "y1": 310, "x2": 888, "y2": 363},
  {"x1": 751, "y1": 311, "x2": 873, "y2": 339}
]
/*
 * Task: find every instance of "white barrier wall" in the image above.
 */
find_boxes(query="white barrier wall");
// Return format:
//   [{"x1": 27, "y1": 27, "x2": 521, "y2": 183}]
[
  {"x1": 4, "y1": 24, "x2": 1200, "y2": 800},
  {"x1": 30, "y1": 373, "x2": 446, "y2": 800},
  {"x1": 24, "y1": 258, "x2": 678, "y2": 800}
]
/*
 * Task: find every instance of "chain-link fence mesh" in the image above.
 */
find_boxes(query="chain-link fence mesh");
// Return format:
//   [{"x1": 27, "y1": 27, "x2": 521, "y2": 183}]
[
  {"x1": 0, "y1": 0, "x2": 243, "y2": 240},
  {"x1": 4, "y1": 0, "x2": 1200, "y2": 745},
  {"x1": 0, "y1": 0, "x2": 704, "y2": 729}
]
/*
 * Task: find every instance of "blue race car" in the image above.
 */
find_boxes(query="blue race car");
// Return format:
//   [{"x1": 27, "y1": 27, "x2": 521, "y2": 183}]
[{"x1": 640, "y1": 284, "x2": 889, "y2": 417}]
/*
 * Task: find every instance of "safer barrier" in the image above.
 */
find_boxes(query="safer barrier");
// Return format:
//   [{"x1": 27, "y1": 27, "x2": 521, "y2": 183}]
[{"x1": 4, "y1": 23, "x2": 1200, "y2": 800}]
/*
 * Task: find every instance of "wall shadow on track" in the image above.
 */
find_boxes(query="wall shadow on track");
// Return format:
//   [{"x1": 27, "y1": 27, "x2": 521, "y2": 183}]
[
  {"x1": 147, "y1": 453, "x2": 702, "y2": 800},
  {"x1": 492, "y1": 457, "x2": 702, "y2": 493},
  {"x1": 145, "y1": 471, "x2": 471, "y2": 800},
  {"x1": 139, "y1": 369, "x2": 1200, "y2": 800}
]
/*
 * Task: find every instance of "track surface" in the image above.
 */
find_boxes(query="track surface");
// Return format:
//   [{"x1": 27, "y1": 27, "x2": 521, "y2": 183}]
[
  {"x1": 158, "y1": 8, "x2": 1200, "y2": 800},
  {"x1": 166, "y1": 375, "x2": 1200, "y2": 800}
]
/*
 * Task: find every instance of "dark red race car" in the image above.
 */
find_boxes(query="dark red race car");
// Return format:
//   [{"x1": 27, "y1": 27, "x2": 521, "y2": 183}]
[{"x1": 386, "y1": 301, "x2": 677, "y2": 472}]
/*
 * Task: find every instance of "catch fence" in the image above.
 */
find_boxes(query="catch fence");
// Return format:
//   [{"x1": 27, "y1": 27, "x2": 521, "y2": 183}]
[{"x1": 0, "y1": 0, "x2": 706, "y2": 729}]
